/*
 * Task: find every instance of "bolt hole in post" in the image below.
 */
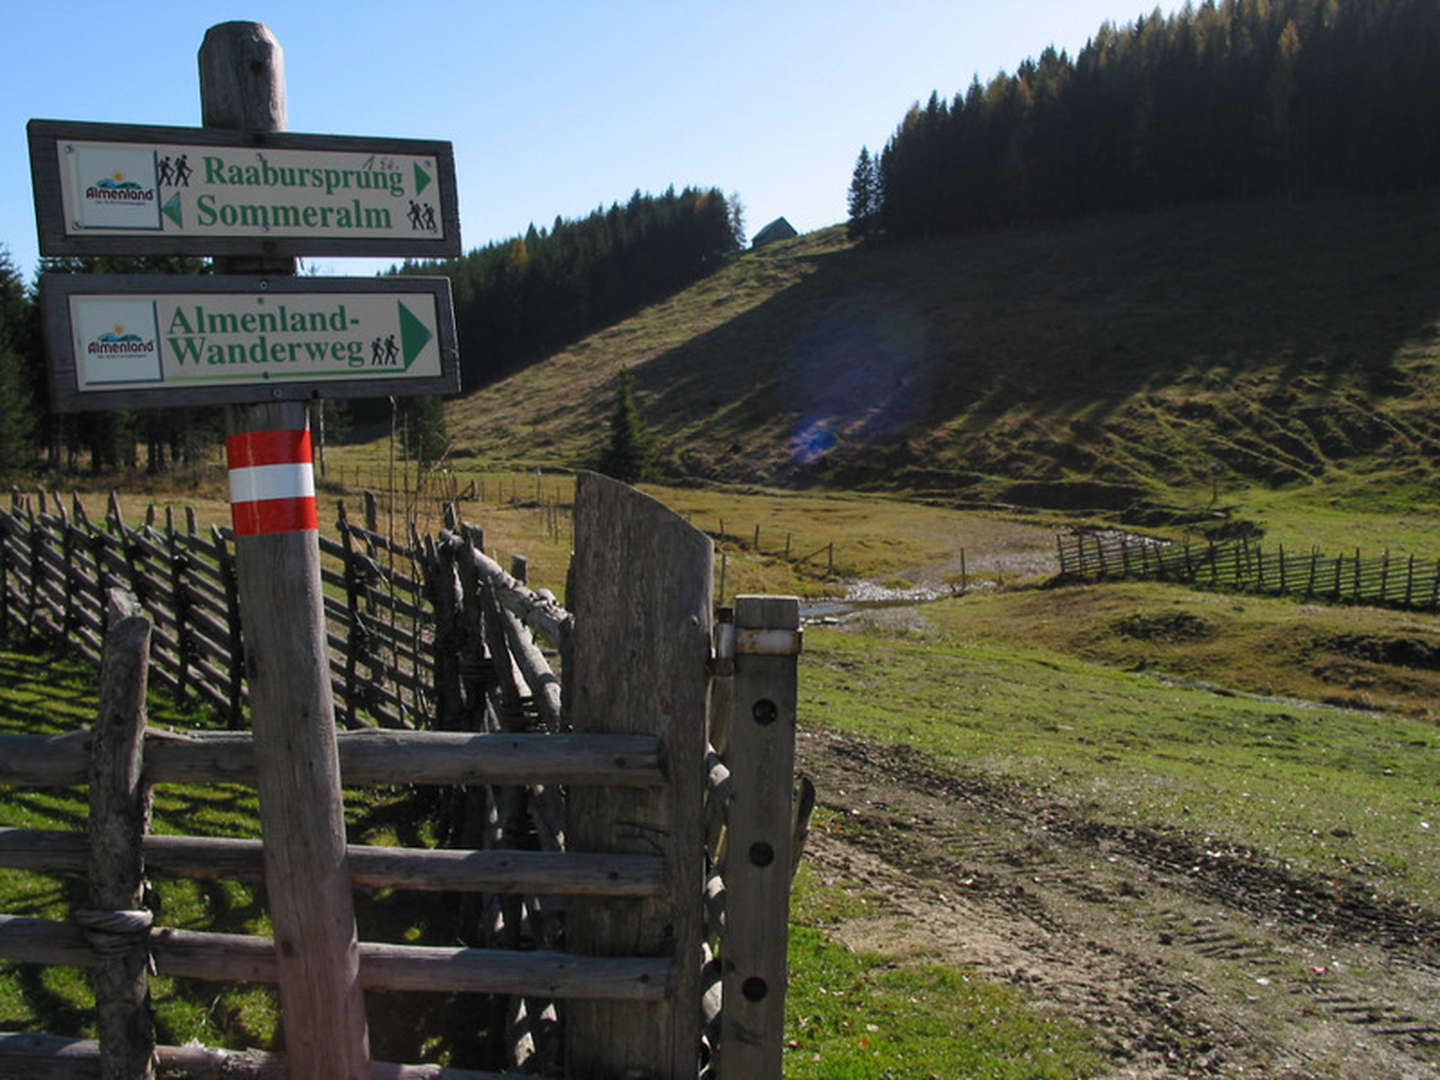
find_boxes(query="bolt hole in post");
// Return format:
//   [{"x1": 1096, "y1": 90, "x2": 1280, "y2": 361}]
[
  {"x1": 752, "y1": 698, "x2": 777, "y2": 725},
  {"x1": 749, "y1": 841, "x2": 775, "y2": 867},
  {"x1": 741, "y1": 977, "x2": 769, "y2": 1002}
]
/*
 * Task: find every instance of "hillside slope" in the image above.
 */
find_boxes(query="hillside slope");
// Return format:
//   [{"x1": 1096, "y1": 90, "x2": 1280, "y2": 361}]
[{"x1": 444, "y1": 193, "x2": 1440, "y2": 519}]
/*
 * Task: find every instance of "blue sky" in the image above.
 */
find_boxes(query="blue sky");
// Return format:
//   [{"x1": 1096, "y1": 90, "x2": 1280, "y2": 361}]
[{"x1": 4, "y1": 1, "x2": 1173, "y2": 284}]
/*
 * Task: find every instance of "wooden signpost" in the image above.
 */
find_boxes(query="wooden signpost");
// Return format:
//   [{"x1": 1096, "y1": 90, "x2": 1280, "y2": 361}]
[{"x1": 28, "y1": 18, "x2": 465, "y2": 1077}]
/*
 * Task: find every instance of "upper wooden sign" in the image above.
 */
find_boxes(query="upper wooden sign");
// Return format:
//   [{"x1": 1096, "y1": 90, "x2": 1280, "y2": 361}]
[{"x1": 28, "y1": 119, "x2": 461, "y2": 260}]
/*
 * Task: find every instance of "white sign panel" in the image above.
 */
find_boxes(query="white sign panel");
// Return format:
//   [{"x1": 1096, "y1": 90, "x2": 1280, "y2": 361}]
[
  {"x1": 43, "y1": 274, "x2": 460, "y2": 411},
  {"x1": 29, "y1": 120, "x2": 460, "y2": 259}
]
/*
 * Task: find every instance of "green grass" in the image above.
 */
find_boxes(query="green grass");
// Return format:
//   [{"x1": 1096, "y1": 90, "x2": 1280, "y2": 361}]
[
  {"x1": 784, "y1": 864, "x2": 1106, "y2": 1078},
  {"x1": 0, "y1": 642, "x2": 464, "y2": 1062},
  {"x1": 394, "y1": 193, "x2": 1440, "y2": 524},
  {"x1": 783, "y1": 925, "x2": 1104, "y2": 1079},
  {"x1": 0, "y1": 643, "x2": 279, "y2": 1049},
  {"x1": 802, "y1": 624, "x2": 1440, "y2": 911}
]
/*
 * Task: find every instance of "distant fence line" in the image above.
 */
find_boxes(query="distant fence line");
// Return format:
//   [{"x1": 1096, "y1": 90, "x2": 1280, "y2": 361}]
[{"x1": 1057, "y1": 530, "x2": 1440, "y2": 612}]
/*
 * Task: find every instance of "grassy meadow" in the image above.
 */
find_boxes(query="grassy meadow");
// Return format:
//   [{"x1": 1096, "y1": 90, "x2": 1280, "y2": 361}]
[{"x1": 6, "y1": 191, "x2": 1440, "y2": 1073}]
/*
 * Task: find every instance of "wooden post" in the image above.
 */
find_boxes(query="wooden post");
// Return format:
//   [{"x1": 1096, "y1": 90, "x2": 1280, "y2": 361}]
[
  {"x1": 1405, "y1": 554, "x2": 1416, "y2": 608},
  {"x1": 83, "y1": 589, "x2": 154, "y2": 1079},
  {"x1": 25, "y1": 498, "x2": 42, "y2": 637},
  {"x1": 0, "y1": 509, "x2": 9, "y2": 636},
  {"x1": 718, "y1": 595, "x2": 800, "y2": 1080},
  {"x1": 211, "y1": 525, "x2": 245, "y2": 730},
  {"x1": 200, "y1": 22, "x2": 370, "y2": 1075},
  {"x1": 166, "y1": 510, "x2": 192, "y2": 704},
  {"x1": 59, "y1": 502, "x2": 75, "y2": 641},
  {"x1": 567, "y1": 471, "x2": 710, "y2": 1079}
]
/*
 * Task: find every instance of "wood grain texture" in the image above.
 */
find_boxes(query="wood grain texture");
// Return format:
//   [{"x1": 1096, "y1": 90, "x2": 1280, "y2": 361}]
[
  {"x1": 201, "y1": 23, "x2": 369, "y2": 1076},
  {"x1": 87, "y1": 612, "x2": 155, "y2": 1080},
  {"x1": 715, "y1": 596, "x2": 799, "y2": 1080},
  {"x1": 566, "y1": 471, "x2": 712, "y2": 1079}
]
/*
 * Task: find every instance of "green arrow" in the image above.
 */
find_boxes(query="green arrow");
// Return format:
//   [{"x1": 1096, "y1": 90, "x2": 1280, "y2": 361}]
[
  {"x1": 413, "y1": 162, "x2": 432, "y2": 198},
  {"x1": 162, "y1": 192, "x2": 183, "y2": 228},
  {"x1": 397, "y1": 301, "x2": 433, "y2": 370}
]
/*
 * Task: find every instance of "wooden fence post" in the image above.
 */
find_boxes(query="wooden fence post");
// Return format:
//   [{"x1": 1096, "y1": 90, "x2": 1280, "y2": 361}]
[
  {"x1": 0, "y1": 508, "x2": 9, "y2": 636},
  {"x1": 25, "y1": 498, "x2": 42, "y2": 637},
  {"x1": 201, "y1": 21, "x2": 370, "y2": 1074},
  {"x1": 718, "y1": 595, "x2": 801, "y2": 1080},
  {"x1": 567, "y1": 471, "x2": 711, "y2": 1079},
  {"x1": 58, "y1": 501, "x2": 76, "y2": 641},
  {"x1": 82, "y1": 589, "x2": 154, "y2": 1079},
  {"x1": 211, "y1": 525, "x2": 245, "y2": 730},
  {"x1": 165, "y1": 510, "x2": 192, "y2": 704}
]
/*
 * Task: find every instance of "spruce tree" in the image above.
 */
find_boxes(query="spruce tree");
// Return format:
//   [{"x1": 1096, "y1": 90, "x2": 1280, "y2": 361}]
[
  {"x1": 847, "y1": 147, "x2": 878, "y2": 238},
  {"x1": 0, "y1": 346, "x2": 34, "y2": 476},
  {"x1": 596, "y1": 369, "x2": 653, "y2": 484}
]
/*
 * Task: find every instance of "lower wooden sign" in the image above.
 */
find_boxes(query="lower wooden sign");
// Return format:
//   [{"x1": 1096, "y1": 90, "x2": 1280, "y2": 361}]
[{"x1": 41, "y1": 273, "x2": 460, "y2": 412}]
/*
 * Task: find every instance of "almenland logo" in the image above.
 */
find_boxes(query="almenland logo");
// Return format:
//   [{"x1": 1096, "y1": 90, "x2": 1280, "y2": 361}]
[
  {"x1": 85, "y1": 171, "x2": 156, "y2": 203},
  {"x1": 87, "y1": 324, "x2": 156, "y2": 357}
]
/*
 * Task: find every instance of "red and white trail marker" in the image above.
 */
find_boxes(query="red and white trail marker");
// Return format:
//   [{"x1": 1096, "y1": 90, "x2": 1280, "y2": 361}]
[{"x1": 226, "y1": 428, "x2": 317, "y2": 536}]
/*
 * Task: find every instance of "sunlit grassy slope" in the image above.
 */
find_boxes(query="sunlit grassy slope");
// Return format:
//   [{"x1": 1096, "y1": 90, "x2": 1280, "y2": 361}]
[{"x1": 440, "y1": 193, "x2": 1440, "y2": 524}]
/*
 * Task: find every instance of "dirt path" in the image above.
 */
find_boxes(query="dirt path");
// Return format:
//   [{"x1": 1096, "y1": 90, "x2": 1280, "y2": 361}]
[{"x1": 796, "y1": 728, "x2": 1440, "y2": 1079}]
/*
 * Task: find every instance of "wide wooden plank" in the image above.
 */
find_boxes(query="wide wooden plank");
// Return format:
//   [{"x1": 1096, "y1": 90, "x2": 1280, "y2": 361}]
[{"x1": 565, "y1": 471, "x2": 711, "y2": 1078}]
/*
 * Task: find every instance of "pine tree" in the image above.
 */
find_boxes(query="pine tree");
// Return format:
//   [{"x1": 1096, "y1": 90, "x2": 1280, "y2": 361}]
[
  {"x1": 0, "y1": 248, "x2": 36, "y2": 476},
  {"x1": 596, "y1": 370, "x2": 653, "y2": 484},
  {"x1": 847, "y1": 147, "x2": 878, "y2": 238},
  {"x1": 0, "y1": 346, "x2": 34, "y2": 476},
  {"x1": 401, "y1": 395, "x2": 448, "y2": 468}
]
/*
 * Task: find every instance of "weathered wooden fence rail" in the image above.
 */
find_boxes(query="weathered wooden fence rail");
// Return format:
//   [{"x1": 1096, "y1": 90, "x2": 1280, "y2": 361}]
[
  {"x1": 0, "y1": 472, "x2": 804, "y2": 1079},
  {"x1": 1057, "y1": 530, "x2": 1440, "y2": 612}
]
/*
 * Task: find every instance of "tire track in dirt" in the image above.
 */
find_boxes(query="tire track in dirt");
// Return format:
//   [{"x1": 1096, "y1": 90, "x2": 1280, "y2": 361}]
[{"x1": 798, "y1": 728, "x2": 1440, "y2": 1079}]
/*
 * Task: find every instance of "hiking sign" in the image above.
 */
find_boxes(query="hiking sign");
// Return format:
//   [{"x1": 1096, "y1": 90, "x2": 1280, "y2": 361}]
[
  {"x1": 41, "y1": 273, "x2": 459, "y2": 411},
  {"x1": 28, "y1": 119, "x2": 460, "y2": 259}
]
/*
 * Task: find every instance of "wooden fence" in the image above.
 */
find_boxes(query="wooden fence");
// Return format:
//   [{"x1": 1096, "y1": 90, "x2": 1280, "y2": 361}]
[
  {"x1": 0, "y1": 472, "x2": 804, "y2": 1078},
  {"x1": 0, "y1": 488, "x2": 435, "y2": 731},
  {"x1": 1057, "y1": 530, "x2": 1440, "y2": 612}
]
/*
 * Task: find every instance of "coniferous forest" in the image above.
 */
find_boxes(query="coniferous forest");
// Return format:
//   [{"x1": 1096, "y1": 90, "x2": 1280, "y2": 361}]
[
  {"x1": 398, "y1": 186, "x2": 743, "y2": 391},
  {"x1": 849, "y1": 0, "x2": 1440, "y2": 239}
]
